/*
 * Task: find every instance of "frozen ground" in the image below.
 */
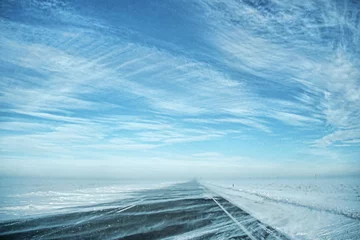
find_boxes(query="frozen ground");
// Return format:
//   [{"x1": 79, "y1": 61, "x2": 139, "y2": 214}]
[
  {"x1": 0, "y1": 177, "x2": 180, "y2": 221},
  {"x1": 202, "y1": 177, "x2": 360, "y2": 239},
  {"x1": 1, "y1": 177, "x2": 359, "y2": 239},
  {"x1": 0, "y1": 181, "x2": 290, "y2": 240}
]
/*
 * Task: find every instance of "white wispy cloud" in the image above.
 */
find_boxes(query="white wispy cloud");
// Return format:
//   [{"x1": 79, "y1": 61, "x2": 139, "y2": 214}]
[
  {"x1": 314, "y1": 129, "x2": 360, "y2": 148},
  {"x1": 194, "y1": 0, "x2": 360, "y2": 147},
  {"x1": 1, "y1": 0, "x2": 359, "y2": 177}
]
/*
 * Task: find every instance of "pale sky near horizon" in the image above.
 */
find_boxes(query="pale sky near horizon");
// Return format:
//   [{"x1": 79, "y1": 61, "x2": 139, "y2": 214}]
[{"x1": 0, "y1": 0, "x2": 359, "y2": 179}]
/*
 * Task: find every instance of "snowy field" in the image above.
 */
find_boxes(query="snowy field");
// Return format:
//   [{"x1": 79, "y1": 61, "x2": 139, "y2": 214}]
[
  {"x1": 0, "y1": 177, "x2": 180, "y2": 221},
  {"x1": 202, "y1": 177, "x2": 360, "y2": 239},
  {"x1": 1, "y1": 177, "x2": 359, "y2": 239},
  {"x1": 0, "y1": 181, "x2": 291, "y2": 239}
]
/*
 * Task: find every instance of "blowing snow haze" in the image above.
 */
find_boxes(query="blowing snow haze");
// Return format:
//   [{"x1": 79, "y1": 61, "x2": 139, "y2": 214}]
[{"x1": 0, "y1": 0, "x2": 360, "y2": 179}]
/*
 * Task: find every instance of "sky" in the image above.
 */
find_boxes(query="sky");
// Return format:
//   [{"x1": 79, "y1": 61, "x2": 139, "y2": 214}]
[{"x1": 0, "y1": 0, "x2": 359, "y2": 179}]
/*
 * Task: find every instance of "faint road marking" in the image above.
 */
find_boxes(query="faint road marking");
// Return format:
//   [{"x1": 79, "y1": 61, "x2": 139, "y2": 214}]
[{"x1": 117, "y1": 204, "x2": 136, "y2": 213}]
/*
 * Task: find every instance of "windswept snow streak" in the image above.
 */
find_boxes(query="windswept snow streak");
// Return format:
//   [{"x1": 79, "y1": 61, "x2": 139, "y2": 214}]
[
  {"x1": 203, "y1": 181, "x2": 360, "y2": 240},
  {"x1": 206, "y1": 182, "x2": 360, "y2": 220}
]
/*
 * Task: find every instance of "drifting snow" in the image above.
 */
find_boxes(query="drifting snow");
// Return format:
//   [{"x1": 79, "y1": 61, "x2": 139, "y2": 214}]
[{"x1": 201, "y1": 177, "x2": 360, "y2": 239}]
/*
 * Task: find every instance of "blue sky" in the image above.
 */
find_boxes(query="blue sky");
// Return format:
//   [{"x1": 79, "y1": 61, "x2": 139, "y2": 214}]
[{"x1": 1, "y1": 0, "x2": 359, "y2": 179}]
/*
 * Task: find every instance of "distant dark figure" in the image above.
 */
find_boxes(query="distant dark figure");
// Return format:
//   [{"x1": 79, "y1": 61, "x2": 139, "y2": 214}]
[{"x1": 232, "y1": 184, "x2": 234, "y2": 188}]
